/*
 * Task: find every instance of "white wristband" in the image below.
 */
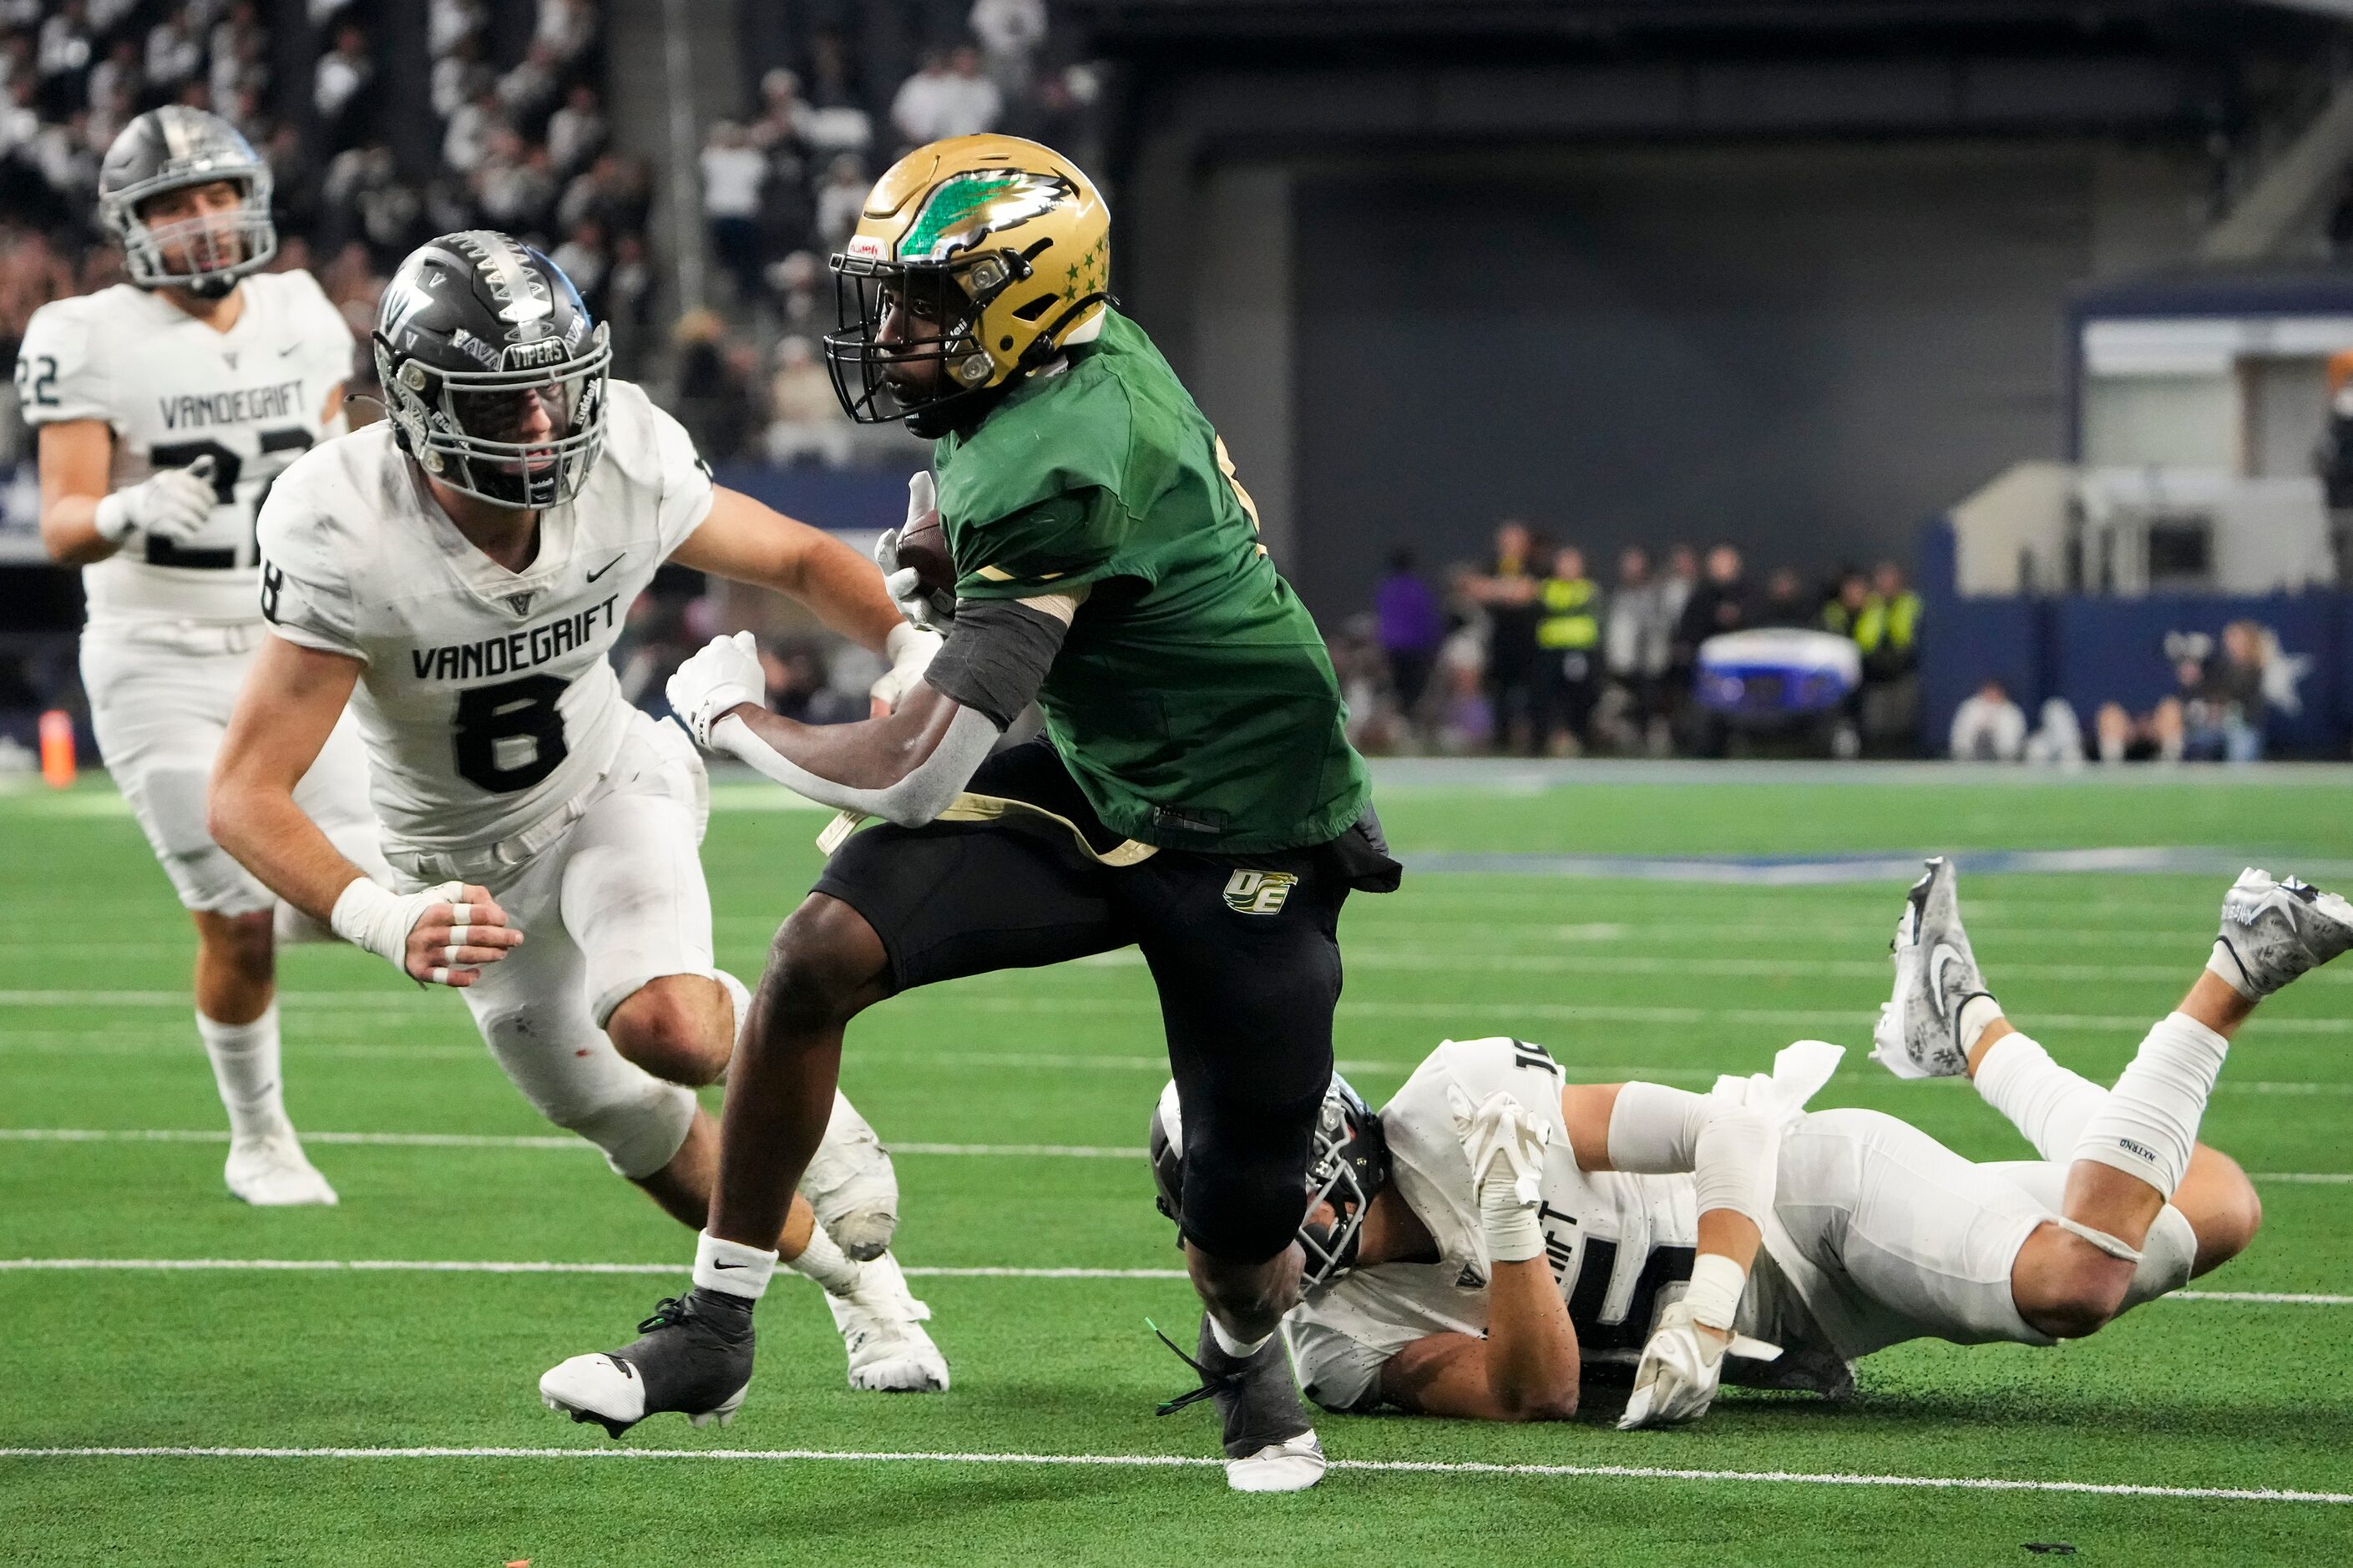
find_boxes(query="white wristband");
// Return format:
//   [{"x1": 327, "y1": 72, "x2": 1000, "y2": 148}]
[
  {"x1": 330, "y1": 876, "x2": 462, "y2": 971},
  {"x1": 93, "y1": 491, "x2": 135, "y2": 544},
  {"x1": 1480, "y1": 1181, "x2": 1545, "y2": 1264},
  {"x1": 1683, "y1": 1252, "x2": 1748, "y2": 1332}
]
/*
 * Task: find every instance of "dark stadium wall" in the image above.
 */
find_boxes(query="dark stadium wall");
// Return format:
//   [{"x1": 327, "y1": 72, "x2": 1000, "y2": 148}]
[{"x1": 1269, "y1": 140, "x2": 2199, "y2": 616}]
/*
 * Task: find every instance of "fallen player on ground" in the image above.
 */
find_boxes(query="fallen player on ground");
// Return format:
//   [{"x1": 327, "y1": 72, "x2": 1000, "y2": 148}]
[{"x1": 1146, "y1": 861, "x2": 2350, "y2": 1426}]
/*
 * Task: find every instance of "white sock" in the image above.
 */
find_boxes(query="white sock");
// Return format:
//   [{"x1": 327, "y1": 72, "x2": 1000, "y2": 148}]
[
  {"x1": 1207, "y1": 1315, "x2": 1273, "y2": 1359},
  {"x1": 693, "y1": 1230, "x2": 778, "y2": 1301},
  {"x1": 786, "y1": 1222, "x2": 862, "y2": 1296},
  {"x1": 1956, "y1": 994, "x2": 2006, "y2": 1060},
  {"x1": 198, "y1": 1005, "x2": 287, "y2": 1141},
  {"x1": 1974, "y1": 1030, "x2": 2108, "y2": 1161},
  {"x1": 2067, "y1": 1011, "x2": 2229, "y2": 1197}
]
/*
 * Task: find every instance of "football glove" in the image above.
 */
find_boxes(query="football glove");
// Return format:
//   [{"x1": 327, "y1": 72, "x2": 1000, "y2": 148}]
[
  {"x1": 868, "y1": 621, "x2": 943, "y2": 715},
  {"x1": 94, "y1": 455, "x2": 217, "y2": 545},
  {"x1": 1618, "y1": 1301, "x2": 1781, "y2": 1431},
  {"x1": 873, "y1": 472, "x2": 955, "y2": 632},
  {"x1": 666, "y1": 630, "x2": 768, "y2": 751},
  {"x1": 1449, "y1": 1085, "x2": 1550, "y2": 1263}
]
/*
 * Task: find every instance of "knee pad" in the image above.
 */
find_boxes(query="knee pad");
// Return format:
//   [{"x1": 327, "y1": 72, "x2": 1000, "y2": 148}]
[
  {"x1": 1177, "y1": 1099, "x2": 1318, "y2": 1264},
  {"x1": 557, "y1": 1079, "x2": 697, "y2": 1181}
]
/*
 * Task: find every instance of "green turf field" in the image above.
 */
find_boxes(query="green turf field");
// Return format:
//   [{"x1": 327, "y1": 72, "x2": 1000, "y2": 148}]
[{"x1": 3, "y1": 765, "x2": 2350, "y2": 1565}]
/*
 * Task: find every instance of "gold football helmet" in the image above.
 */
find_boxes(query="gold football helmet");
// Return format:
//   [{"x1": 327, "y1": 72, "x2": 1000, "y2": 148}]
[{"x1": 823, "y1": 134, "x2": 1110, "y2": 435}]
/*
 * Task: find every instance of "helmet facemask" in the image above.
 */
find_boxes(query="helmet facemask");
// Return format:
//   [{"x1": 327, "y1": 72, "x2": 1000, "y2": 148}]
[
  {"x1": 376, "y1": 322, "x2": 612, "y2": 509},
  {"x1": 105, "y1": 173, "x2": 277, "y2": 297},
  {"x1": 824, "y1": 250, "x2": 1030, "y2": 438},
  {"x1": 1297, "y1": 1082, "x2": 1389, "y2": 1292}
]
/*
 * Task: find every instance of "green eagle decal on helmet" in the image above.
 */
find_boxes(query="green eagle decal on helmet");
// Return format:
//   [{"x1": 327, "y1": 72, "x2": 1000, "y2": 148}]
[{"x1": 898, "y1": 169, "x2": 1075, "y2": 262}]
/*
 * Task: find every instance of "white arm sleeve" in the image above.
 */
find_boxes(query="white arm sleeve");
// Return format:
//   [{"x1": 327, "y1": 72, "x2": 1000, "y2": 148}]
[
  {"x1": 708, "y1": 703, "x2": 1000, "y2": 828},
  {"x1": 1605, "y1": 1081, "x2": 1777, "y2": 1228}
]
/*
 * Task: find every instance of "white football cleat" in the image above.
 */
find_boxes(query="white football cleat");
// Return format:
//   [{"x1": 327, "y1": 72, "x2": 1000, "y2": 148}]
[
  {"x1": 225, "y1": 1131, "x2": 338, "y2": 1206},
  {"x1": 1226, "y1": 1431, "x2": 1326, "y2": 1493},
  {"x1": 1870, "y1": 857, "x2": 1993, "y2": 1080},
  {"x1": 2209, "y1": 869, "x2": 2353, "y2": 999},
  {"x1": 826, "y1": 1252, "x2": 949, "y2": 1392},
  {"x1": 802, "y1": 1090, "x2": 900, "y2": 1262},
  {"x1": 539, "y1": 1353, "x2": 746, "y2": 1436}
]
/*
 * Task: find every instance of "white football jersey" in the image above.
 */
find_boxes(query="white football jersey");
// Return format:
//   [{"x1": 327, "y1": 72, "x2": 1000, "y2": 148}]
[
  {"x1": 14, "y1": 271, "x2": 354, "y2": 629},
  {"x1": 1291, "y1": 1037, "x2": 1702, "y2": 1409},
  {"x1": 255, "y1": 379, "x2": 714, "y2": 855}
]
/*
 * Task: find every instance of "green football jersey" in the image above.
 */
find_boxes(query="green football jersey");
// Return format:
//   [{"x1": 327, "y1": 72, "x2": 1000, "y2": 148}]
[{"x1": 934, "y1": 310, "x2": 1370, "y2": 854}]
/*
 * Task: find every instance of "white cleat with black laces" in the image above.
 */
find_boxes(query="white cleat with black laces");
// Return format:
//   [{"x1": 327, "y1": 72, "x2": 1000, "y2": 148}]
[
  {"x1": 2209, "y1": 870, "x2": 2353, "y2": 999},
  {"x1": 539, "y1": 1288, "x2": 755, "y2": 1439},
  {"x1": 1870, "y1": 857, "x2": 1996, "y2": 1080},
  {"x1": 1155, "y1": 1317, "x2": 1325, "y2": 1493},
  {"x1": 224, "y1": 1130, "x2": 338, "y2": 1206},
  {"x1": 826, "y1": 1252, "x2": 950, "y2": 1392}
]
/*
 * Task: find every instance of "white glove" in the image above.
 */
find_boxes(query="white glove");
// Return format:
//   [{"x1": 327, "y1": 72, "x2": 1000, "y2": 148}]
[
  {"x1": 873, "y1": 472, "x2": 955, "y2": 632},
  {"x1": 869, "y1": 620, "x2": 943, "y2": 714},
  {"x1": 666, "y1": 630, "x2": 767, "y2": 751},
  {"x1": 94, "y1": 455, "x2": 216, "y2": 545},
  {"x1": 1618, "y1": 1300, "x2": 1782, "y2": 1431},
  {"x1": 329, "y1": 877, "x2": 521, "y2": 987},
  {"x1": 1449, "y1": 1085, "x2": 1550, "y2": 1262}
]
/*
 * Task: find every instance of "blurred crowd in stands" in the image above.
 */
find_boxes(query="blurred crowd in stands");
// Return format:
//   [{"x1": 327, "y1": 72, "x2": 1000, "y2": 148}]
[
  {"x1": 1343, "y1": 521, "x2": 1923, "y2": 759},
  {"x1": 1950, "y1": 621, "x2": 2290, "y2": 766},
  {"x1": 686, "y1": 0, "x2": 1103, "y2": 469}
]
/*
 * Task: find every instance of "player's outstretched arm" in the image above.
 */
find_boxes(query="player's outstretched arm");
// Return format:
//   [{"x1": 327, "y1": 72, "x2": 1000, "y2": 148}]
[
  {"x1": 670, "y1": 487, "x2": 908, "y2": 655},
  {"x1": 667, "y1": 589, "x2": 1075, "y2": 827},
  {"x1": 210, "y1": 636, "x2": 522, "y2": 987}
]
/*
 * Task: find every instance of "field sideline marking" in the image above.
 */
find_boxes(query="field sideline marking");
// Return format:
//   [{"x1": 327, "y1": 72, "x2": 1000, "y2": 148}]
[
  {"x1": 0, "y1": 1444, "x2": 2343, "y2": 1504},
  {"x1": 3, "y1": 1257, "x2": 2347, "y2": 1302},
  {"x1": 3, "y1": 1129, "x2": 2348, "y2": 1185},
  {"x1": 3, "y1": 988, "x2": 2349, "y2": 1039}
]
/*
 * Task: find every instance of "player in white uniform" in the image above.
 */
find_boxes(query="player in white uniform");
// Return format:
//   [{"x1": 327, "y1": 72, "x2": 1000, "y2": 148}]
[
  {"x1": 1152, "y1": 860, "x2": 2348, "y2": 1429},
  {"x1": 207, "y1": 230, "x2": 953, "y2": 1398},
  {"x1": 18, "y1": 107, "x2": 392, "y2": 1206}
]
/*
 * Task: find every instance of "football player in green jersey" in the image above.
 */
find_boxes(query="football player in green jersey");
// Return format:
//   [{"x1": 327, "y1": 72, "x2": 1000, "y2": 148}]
[{"x1": 539, "y1": 135, "x2": 1398, "y2": 1490}]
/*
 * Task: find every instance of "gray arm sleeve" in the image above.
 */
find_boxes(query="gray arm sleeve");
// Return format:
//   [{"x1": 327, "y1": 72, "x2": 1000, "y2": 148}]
[{"x1": 922, "y1": 596, "x2": 1070, "y2": 731}]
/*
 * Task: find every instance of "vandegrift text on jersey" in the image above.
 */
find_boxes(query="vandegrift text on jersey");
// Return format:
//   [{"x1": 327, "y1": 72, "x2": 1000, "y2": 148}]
[
  {"x1": 406, "y1": 594, "x2": 620, "y2": 681},
  {"x1": 157, "y1": 376, "x2": 310, "y2": 430}
]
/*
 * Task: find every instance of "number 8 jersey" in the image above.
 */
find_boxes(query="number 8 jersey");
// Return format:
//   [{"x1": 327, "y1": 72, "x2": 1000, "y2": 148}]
[
  {"x1": 256, "y1": 378, "x2": 714, "y2": 857},
  {"x1": 15, "y1": 271, "x2": 354, "y2": 630}
]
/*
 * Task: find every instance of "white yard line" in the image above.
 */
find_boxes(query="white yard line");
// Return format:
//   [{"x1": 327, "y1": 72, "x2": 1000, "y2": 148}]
[
  {"x1": 3, "y1": 1257, "x2": 2346, "y2": 1301},
  {"x1": 0, "y1": 1444, "x2": 2342, "y2": 1504}
]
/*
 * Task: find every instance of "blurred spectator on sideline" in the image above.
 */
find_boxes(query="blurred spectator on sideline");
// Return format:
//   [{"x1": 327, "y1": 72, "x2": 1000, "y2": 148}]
[
  {"x1": 1675, "y1": 544, "x2": 1750, "y2": 655},
  {"x1": 1949, "y1": 678, "x2": 2027, "y2": 761},
  {"x1": 814, "y1": 151, "x2": 868, "y2": 254},
  {"x1": 763, "y1": 336, "x2": 853, "y2": 468},
  {"x1": 2094, "y1": 695, "x2": 2184, "y2": 764},
  {"x1": 2023, "y1": 698, "x2": 2087, "y2": 767},
  {"x1": 1601, "y1": 544, "x2": 1673, "y2": 753},
  {"x1": 313, "y1": 23, "x2": 370, "y2": 143},
  {"x1": 673, "y1": 308, "x2": 755, "y2": 462},
  {"x1": 1819, "y1": 568, "x2": 1870, "y2": 638},
  {"x1": 892, "y1": 46, "x2": 1001, "y2": 148},
  {"x1": 547, "y1": 82, "x2": 605, "y2": 177},
  {"x1": 1755, "y1": 565, "x2": 1812, "y2": 629},
  {"x1": 701, "y1": 120, "x2": 767, "y2": 302},
  {"x1": 763, "y1": 639, "x2": 865, "y2": 724},
  {"x1": 970, "y1": 0, "x2": 1048, "y2": 97},
  {"x1": 1855, "y1": 559, "x2": 1921, "y2": 747},
  {"x1": 767, "y1": 249, "x2": 824, "y2": 337},
  {"x1": 549, "y1": 219, "x2": 609, "y2": 314},
  {"x1": 1472, "y1": 518, "x2": 1542, "y2": 754},
  {"x1": 1374, "y1": 548, "x2": 1443, "y2": 730},
  {"x1": 1535, "y1": 544, "x2": 1602, "y2": 756},
  {"x1": 2183, "y1": 621, "x2": 2270, "y2": 761}
]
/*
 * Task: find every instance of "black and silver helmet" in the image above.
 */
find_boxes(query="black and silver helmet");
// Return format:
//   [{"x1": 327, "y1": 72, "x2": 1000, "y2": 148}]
[
  {"x1": 99, "y1": 107, "x2": 277, "y2": 296},
  {"x1": 1149, "y1": 1074, "x2": 1391, "y2": 1294},
  {"x1": 372, "y1": 231, "x2": 612, "y2": 510}
]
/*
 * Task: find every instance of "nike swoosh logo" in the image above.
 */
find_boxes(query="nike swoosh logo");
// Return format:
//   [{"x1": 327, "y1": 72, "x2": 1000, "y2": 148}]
[
  {"x1": 586, "y1": 554, "x2": 625, "y2": 583},
  {"x1": 278, "y1": 341, "x2": 301, "y2": 357},
  {"x1": 1928, "y1": 944, "x2": 1964, "y2": 1017},
  {"x1": 711, "y1": 1259, "x2": 747, "y2": 1270}
]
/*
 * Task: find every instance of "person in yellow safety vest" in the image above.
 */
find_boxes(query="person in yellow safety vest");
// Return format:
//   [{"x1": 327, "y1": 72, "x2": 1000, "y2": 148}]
[
  {"x1": 1536, "y1": 544, "x2": 1604, "y2": 755},
  {"x1": 1819, "y1": 569, "x2": 1870, "y2": 639},
  {"x1": 1855, "y1": 560, "x2": 1921, "y2": 683}
]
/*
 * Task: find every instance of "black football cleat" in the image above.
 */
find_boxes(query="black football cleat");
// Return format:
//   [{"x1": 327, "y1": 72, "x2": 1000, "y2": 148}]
[
  {"x1": 539, "y1": 1288, "x2": 754, "y2": 1439},
  {"x1": 1154, "y1": 1316, "x2": 1325, "y2": 1492}
]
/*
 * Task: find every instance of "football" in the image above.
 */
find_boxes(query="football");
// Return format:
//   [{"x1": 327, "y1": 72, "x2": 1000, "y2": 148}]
[{"x1": 896, "y1": 511, "x2": 956, "y2": 602}]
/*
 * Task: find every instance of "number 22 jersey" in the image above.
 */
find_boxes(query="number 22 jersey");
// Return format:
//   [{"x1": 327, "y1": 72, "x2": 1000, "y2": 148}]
[
  {"x1": 14, "y1": 271, "x2": 354, "y2": 632},
  {"x1": 255, "y1": 378, "x2": 714, "y2": 856}
]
